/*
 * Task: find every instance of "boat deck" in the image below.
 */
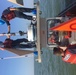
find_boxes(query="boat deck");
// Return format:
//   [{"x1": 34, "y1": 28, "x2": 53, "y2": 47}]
[{"x1": 36, "y1": 2, "x2": 42, "y2": 63}]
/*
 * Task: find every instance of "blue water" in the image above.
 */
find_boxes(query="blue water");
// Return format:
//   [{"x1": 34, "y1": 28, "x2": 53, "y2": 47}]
[{"x1": 34, "y1": 0, "x2": 76, "y2": 75}]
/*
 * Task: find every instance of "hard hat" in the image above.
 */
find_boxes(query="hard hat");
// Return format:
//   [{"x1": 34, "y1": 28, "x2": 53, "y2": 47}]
[{"x1": 0, "y1": 19, "x2": 5, "y2": 25}]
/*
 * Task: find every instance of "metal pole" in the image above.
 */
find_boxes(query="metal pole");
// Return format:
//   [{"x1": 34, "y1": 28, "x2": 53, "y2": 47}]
[
  {"x1": 0, "y1": 31, "x2": 27, "y2": 36},
  {"x1": 0, "y1": 54, "x2": 34, "y2": 60}
]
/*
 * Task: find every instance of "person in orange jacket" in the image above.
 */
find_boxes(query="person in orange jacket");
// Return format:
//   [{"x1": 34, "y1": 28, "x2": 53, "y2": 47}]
[{"x1": 53, "y1": 44, "x2": 76, "y2": 64}]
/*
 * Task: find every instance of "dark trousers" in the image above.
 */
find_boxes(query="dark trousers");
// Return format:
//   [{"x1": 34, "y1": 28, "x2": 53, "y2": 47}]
[
  {"x1": 16, "y1": 7, "x2": 35, "y2": 12},
  {"x1": 68, "y1": 44, "x2": 76, "y2": 54},
  {"x1": 12, "y1": 38, "x2": 35, "y2": 48},
  {"x1": 14, "y1": 7, "x2": 34, "y2": 20},
  {"x1": 60, "y1": 38, "x2": 69, "y2": 46}
]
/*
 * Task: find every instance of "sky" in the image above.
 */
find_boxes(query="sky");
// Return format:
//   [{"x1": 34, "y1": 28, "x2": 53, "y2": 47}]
[{"x1": 0, "y1": 0, "x2": 34, "y2": 75}]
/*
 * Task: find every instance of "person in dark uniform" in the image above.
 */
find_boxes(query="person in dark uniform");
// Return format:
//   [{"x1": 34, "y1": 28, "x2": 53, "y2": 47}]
[
  {"x1": 1, "y1": 7, "x2": 36, "y2": 33},
  {"x1": 0, "y1": 38, "x2": 36, "y2": 50}
]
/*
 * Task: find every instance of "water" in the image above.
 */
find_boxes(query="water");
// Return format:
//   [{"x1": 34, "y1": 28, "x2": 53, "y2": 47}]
[{"x1": 34, "y1": 0, "x2": 76, "y2": 75}]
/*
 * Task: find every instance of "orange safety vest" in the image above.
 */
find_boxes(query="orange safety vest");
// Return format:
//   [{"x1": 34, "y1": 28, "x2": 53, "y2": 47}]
[{"x1": 62, "y1": 49, "x2": 76, "y2": 64}]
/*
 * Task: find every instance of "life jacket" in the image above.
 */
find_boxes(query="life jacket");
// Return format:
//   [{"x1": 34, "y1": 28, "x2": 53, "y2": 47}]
[
  {"x1": 2, "y1": 9, "x2": 15, "y2": 21},
  {"x1": 3, "y1": 39, "x2": 13, "y2": 48},
  {"x1": 64, "y1": 31, "x2": 71, "y2": 39},
  {"x1": 62, "y1": 49, "x2": 76, "y2": 64}
]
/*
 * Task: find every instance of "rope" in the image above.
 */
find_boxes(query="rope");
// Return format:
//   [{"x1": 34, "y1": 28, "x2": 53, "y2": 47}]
[{"x1": 0, "y1": 54, "x2": 34, "y2": 60}]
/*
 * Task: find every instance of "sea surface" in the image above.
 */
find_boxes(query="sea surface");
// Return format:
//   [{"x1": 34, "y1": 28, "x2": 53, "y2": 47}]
[{"x1": 34, "y1": 0, "x2": 76, "y2": 75}]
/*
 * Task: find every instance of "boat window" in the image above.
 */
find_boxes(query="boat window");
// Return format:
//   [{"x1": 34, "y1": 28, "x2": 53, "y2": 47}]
[{"x1": 47, "y1": 19, "x2": 60, "y2": 45}]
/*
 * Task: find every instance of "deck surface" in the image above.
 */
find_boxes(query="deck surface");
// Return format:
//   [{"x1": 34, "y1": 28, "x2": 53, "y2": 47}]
[{"x1": 36, "y1": 2, "x2": 42, "y2": 63}]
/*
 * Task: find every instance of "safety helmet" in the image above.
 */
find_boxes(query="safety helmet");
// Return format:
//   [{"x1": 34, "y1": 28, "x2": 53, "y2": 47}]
[{"x1": 0, "y1": 19, "x2": 5, "y2": 25}]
